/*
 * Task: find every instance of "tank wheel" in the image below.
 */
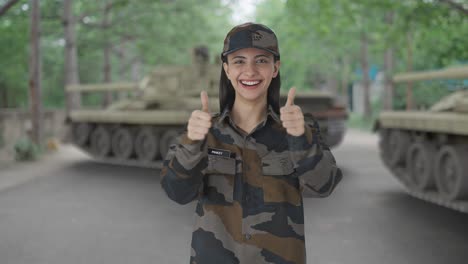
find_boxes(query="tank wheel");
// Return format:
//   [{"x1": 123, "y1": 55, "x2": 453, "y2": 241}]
[
  {"x1": 160, "y1": 129, "x2": 180, "y2": 159},
  {"x1": 405, "y1": 142, "x2": 436, "y2": 191},
  {"x1": 385, "y1": 130, "x2": 410, "y2": 167},
  {"x1": 135, "y1": 127, "x2": 160, "y2": 162},
  {"x1": 111, "y1": 127, "x2": 134, "y2": 160},
  {"x1": 90, "y1": 125, "x2": 112, "y2": 158},
  {"x1": 435, "y1": 145, "x2": 468, "y2": 200},
  {"x1": 72, "y1": 123, "x2": 91, "y2": 146},
  {"x1": 378, "y1": 129, "x2": 390, "y2": 165}
]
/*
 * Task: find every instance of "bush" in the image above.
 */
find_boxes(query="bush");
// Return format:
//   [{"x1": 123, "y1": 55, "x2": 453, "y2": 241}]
[{"x1": 14, "y1": 138, "x2": 41, "y2": 161}]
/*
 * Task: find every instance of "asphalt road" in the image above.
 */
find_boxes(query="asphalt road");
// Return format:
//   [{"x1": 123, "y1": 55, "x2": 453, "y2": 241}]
[{"x1": 0, "y1": 129, "x2": 467, "y2": 264}]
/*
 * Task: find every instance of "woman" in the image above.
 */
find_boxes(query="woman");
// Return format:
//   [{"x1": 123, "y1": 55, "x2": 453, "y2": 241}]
[{"x1": 160, "y1": 22, "x2": 342, "y2": 264}]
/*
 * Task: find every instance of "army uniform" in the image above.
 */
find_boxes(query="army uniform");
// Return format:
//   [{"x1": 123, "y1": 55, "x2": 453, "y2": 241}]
[{"x1": 160, "y1": 106, "x2": 342, "y2": 264}]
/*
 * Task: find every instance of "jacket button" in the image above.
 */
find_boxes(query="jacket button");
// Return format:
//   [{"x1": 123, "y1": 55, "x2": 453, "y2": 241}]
[{"x1": 244, "y1": 234, "x2": 252, "y2": 240}]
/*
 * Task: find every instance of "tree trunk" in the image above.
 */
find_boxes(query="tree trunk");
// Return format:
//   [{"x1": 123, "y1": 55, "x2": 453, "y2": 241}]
[
  {"x1": 0, "y1": 88, "x2": 7, "y2": 108},
  {"x1": 117, "y1": 38, "x2": 126, "y2": 99},
  {"x1": 326, "y1": 76, "x2": 338, "y2": 96},
  {"x1": 131, "y1": 59, "x2": 141, "y2": 81},
  {"x1": 131, "y1": 58, "x2": 142, "y2": 97},
  {"x1": 117, "y1": 38, "x2": 127, "y2": 79},
  {"x1": 340, "y1": 55, "x2": 350, "y2": 108},
  {"x1": 360, "y1": 31, "x2": 371, "y2": 119},
  {"x1": 406, "y1": 30, "x2": 414, "y2": 110},
  {"x1": 383, "y1": 47, "x2": 394, "y2": 110},
  {"x1": 102, "y1": 1, "x2": 113, "y2": 107},
  {"x1": 437, "y1": 0, "x2": 468, "y2": 16},
  {"x1": 383, "y1": 11, "x2": 394, "y2": 110},
  {"x1": 0, "y1": 0, "x2": 21, "y2": 17},
  {"x1": 28, "y1": 0, "x2": 43, "y2": 145},
  {"x1": 63, "y1": 0, "x2": 81, "y2": 116}
]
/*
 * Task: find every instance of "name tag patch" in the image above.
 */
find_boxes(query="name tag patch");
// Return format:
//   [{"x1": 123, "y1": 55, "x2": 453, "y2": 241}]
[{"x1": 208, "y1": 148, "x2": 232, "y2": 158}]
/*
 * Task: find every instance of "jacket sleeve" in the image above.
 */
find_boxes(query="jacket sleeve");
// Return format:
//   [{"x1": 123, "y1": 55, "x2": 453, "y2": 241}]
[
  {"x1": 287, "y1": 116, "x2": 343, "y2": 198},
  {"x1": 160, "y1": 133, "x2": 208, "y2": 205}
]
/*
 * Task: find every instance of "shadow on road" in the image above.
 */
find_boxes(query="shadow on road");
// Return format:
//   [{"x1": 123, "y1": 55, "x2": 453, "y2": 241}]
[
  {"x1": 379, "y1": 189, "x2": 468, "y2": 225},
  {"x1": 64, "y1": 160, "x2": 160, "y2": 179}
]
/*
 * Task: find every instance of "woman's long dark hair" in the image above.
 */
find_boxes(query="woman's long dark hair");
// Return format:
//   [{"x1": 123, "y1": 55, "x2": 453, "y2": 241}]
[{"x1": 219, "y1": 58, "x2": 281, "y2": 114}]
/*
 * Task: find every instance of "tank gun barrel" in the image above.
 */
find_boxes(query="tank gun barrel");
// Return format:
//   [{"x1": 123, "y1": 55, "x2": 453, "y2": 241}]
[
  {"x1": 393, "y1": 65, "x2": 468, "y2": 83},
  {"x1": 66, "y1": 82, "x2": 139, "y2": 93}
]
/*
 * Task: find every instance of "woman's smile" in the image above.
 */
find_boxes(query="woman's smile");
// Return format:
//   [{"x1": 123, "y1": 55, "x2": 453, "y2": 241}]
[{"x1": 239, "y1": 79, "x2": 262, "y2": 90}]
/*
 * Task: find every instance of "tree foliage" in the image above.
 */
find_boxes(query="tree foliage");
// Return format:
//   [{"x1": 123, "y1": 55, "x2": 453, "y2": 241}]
[
  {"x1": 255, "y1": 0, "x2": 468, "y2": 110},
  {"x1": 0, "y1": 0, "x2": 467, "y2": 111},
  {"x1": 0, "y1": 0, "x2": 232, "y2": 108}
]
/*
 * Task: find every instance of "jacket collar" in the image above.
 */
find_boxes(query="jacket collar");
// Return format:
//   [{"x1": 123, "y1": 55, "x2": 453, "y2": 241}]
[{"x1": 217, "y1": 104, "x2": 281, "y2": 126}]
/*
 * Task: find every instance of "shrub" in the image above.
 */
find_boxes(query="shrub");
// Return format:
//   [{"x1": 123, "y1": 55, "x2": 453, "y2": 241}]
[{"x1": 14, "y1": 138, "x2": 41, "y2": 161}]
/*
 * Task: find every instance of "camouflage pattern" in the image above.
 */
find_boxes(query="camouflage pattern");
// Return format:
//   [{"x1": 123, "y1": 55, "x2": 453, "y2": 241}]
[
  {"x1": 160, "y1": 106, "x2": 342, "y2": 264},
  {"x1": 222, "y1": 23, "x2": 280, "y2": 59}
]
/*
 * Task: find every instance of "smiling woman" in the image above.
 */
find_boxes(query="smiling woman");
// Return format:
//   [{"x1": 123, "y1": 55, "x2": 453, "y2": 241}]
[
  {"x1": 160, "y1": 22, "x2": 342, "y2": 264},
  {"x1": 222, "y1": 48, "x2": 279, "y2": 120}
]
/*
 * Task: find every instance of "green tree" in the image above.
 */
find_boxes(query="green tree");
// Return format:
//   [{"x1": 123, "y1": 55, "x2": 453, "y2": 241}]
[
  {"x1": 0, "y1": 0, "x2": 233, "y2": 108},
  {"x1": 255, "y1": 0, "x2": 468, "y2": 117},
  {"x1": 0, "y1": 1, "x2": 29, "y2": 108}
]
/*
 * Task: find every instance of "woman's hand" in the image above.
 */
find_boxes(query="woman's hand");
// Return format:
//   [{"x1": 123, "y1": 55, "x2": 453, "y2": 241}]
[
  {"x1": 280, "y1": 87, "x2": 305, "y2": 137},
  {"x1": 187, "y1": 91, "x2": 212, "y2": 141}
]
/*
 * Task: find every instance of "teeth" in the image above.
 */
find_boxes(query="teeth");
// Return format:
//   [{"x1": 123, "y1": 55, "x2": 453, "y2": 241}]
[{"x1": 241, "y1": 80, "x2": 260, "y2": 86}]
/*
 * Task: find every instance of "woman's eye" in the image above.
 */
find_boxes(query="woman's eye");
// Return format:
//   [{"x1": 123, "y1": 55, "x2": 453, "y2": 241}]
[
  {"x1": 257, "y1": 59, "x2": 268, "y2": 64},
  {"x1": 233, "y1": 60, "x2": 244, "y2": 64}
]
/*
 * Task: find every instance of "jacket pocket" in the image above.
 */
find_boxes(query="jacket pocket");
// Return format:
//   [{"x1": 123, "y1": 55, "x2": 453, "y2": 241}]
[
  {"x1": 261, "y1": 152, "x2": 295, "y2": 176},
  {"x1": 204, "y1": 155, "x2": 236, "y2": 203},
  {"x1": 261, "y1": 152, "x2": 301, "y2": 206}
]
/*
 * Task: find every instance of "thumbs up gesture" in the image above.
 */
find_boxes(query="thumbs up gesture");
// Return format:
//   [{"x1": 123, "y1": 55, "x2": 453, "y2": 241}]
[
  {"x1": 280, "y1": 87, "x2": 305, "y2": 136},
  {"x1": 187, "y1": 91, "x2": 213, "y2": 141}
]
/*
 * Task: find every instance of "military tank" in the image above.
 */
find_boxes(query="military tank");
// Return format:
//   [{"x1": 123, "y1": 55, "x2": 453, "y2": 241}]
[
  {"x1": 280, "y1": 91, "x2": 347, "y2": 148},
  {"x1": 66, "y1": 47, "x2": 347, "y2": 168},
  {"x1": 374, "y1": 65, "x2": 468, "y2": 213}
]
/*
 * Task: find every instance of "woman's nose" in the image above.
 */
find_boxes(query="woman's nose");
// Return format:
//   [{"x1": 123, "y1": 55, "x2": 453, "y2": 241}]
[{"x1": 243, "y1": 61, "x2": 257, "y2": 75}]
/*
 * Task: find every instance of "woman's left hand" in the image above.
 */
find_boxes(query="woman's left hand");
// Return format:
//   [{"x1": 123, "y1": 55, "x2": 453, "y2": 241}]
[{"x1": 280, "y1": 87, "x2": 305, "y2": 137}]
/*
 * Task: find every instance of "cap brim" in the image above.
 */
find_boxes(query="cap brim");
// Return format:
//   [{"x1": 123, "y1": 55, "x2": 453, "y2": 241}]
[{"x1": 222, "y1": 47, "x2": 279, "y2": 58}]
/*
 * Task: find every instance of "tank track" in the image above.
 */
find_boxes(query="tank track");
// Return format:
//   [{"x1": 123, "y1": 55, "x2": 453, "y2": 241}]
[
  {"x1": 73, "y1": 144, "x2": 164, "y2": 169},
  {"x1": 68, "y1": 113, "x2": 347, "y2": 171},
  {"x1": 391, "y1": 166, "x2": 468, "y2": 214},
  {"x1": 76, "y1": 120, "x2": 345, "y2": 170},
  {"x1": 63, "y1": 134, "x2": 164, "y2": 169},
  {"x1": 85, "y1": 120, "x2": 347, "y2": 171}
]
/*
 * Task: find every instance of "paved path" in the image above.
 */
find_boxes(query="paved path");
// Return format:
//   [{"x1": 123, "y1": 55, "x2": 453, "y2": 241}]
[{"x1": 0, "y1": 129, "x2": 467, "y2": 264}]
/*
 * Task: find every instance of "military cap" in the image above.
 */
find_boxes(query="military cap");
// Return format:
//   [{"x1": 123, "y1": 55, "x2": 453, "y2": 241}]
[{"x1": 221, "y1": 22, "x2": 280, "y2": 60}]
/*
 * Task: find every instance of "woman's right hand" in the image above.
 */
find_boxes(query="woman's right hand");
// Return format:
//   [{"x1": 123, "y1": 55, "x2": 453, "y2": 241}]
[{"x1": 187, "y1": 91, "x2": 212, "y2": 141}]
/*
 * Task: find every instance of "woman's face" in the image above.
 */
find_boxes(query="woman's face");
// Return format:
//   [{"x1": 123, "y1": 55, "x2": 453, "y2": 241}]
[{"x1": 223, "y1": 48, "x2": 280, "y2": 105}]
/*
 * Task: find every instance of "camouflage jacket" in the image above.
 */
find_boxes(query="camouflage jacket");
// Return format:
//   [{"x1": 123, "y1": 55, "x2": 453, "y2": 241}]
[{"x1": 160, "y1": 106, "x2": 342, "y2": 264}]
